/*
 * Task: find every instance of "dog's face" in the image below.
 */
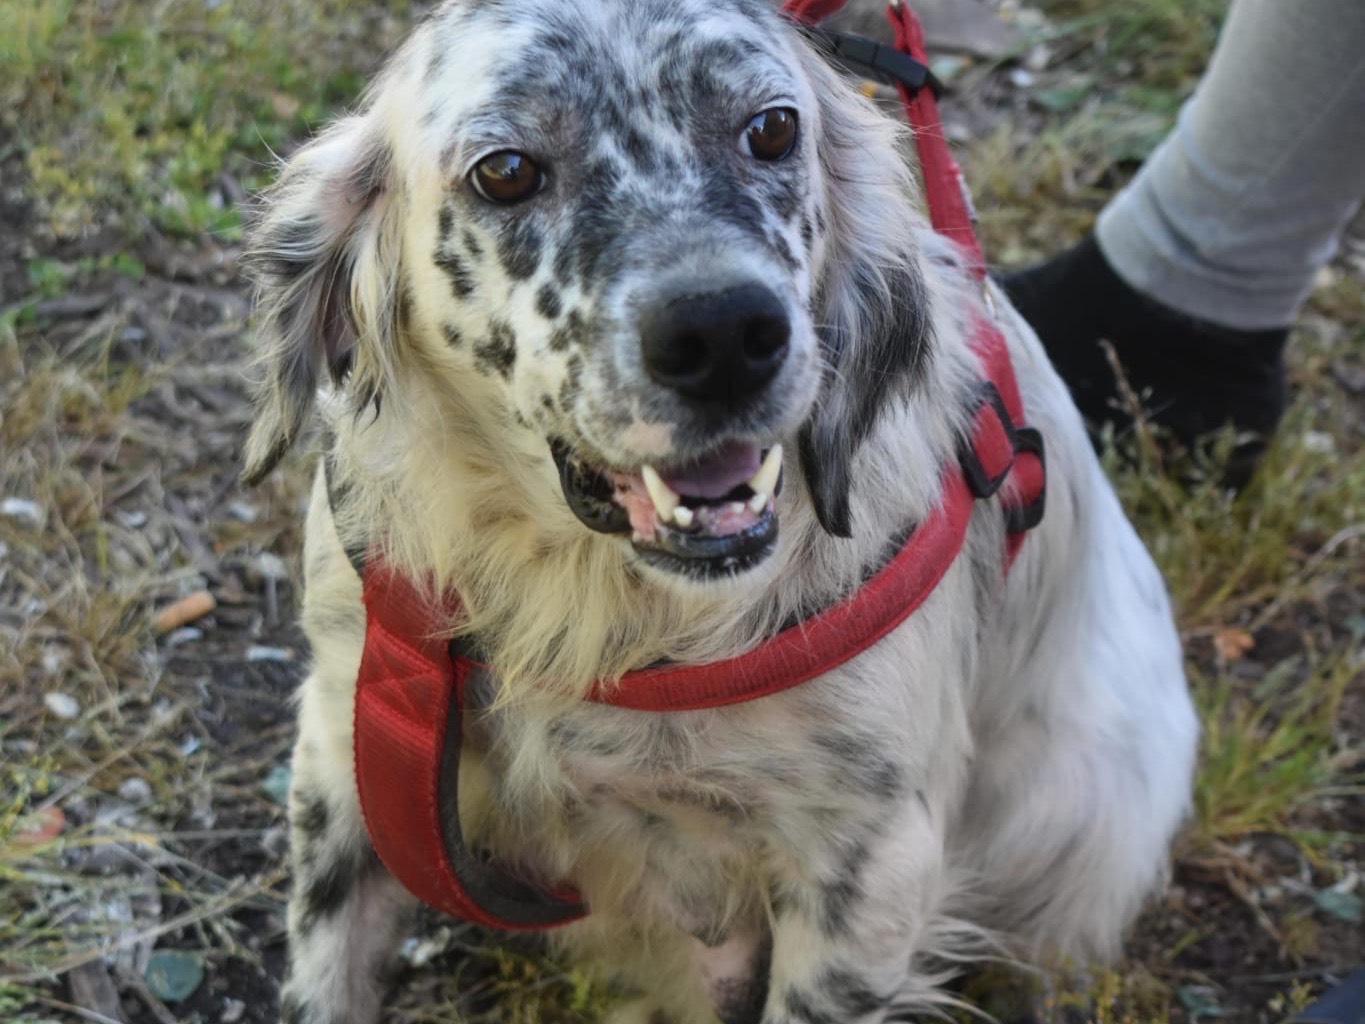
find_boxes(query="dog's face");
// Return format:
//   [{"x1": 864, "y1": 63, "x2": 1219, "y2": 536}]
[
  {"x1": 417, "y1": 0, "x2": 826, "y2": 580},
  {"x1": 244, "y1": 0, "x2": 930, "y2": 583}
]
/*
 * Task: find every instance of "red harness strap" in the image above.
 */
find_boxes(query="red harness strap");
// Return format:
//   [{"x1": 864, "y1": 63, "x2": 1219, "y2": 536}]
[
  {"x1": 352, "y1": 0, "x2": 1045, "y2": 930},
  {"x1": 354, "y1": 567, "x2": 589, "y2": 929},
  {"x1": 884, "y1": 1, "x2": 986, "y2": 276}
]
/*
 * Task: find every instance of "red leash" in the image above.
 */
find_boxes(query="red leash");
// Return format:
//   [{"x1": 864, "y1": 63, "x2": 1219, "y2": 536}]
[
  {"x1": 885, "y1": 2, "x2": 986, "y2": 275},
  {"x1": 785, "y1": 0, "x2": 985, "y2": 275},
  {"x1": 352, "y1": 0, "x2": 1044, "y2": 930}
]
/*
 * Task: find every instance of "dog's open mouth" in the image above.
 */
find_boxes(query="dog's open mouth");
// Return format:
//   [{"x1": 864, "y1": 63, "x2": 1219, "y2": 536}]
[{"x1": 551, "y1": 439, "x2": 783, "y2": 576}]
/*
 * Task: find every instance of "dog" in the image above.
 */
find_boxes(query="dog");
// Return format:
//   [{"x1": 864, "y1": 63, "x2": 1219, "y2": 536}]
[{"x1": 240, "y1": 1, "x2": 1199, "y2": 1021}]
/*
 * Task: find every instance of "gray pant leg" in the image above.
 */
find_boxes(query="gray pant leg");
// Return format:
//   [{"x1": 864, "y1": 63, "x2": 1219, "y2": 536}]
[{"x1": 1095, "y1": 0, "x2": 1365, "y2": 330}]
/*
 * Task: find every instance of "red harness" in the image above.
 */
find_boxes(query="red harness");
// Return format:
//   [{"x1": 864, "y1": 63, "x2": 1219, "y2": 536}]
[{"x1": 351, "y1": 0, "x2": 1046, "y2": 930}]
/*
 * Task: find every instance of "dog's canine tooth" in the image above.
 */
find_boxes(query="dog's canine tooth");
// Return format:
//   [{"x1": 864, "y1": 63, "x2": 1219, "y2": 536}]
[
  {"x1": 673, "y1": 505, "x2": 695, "y2": 529},
  {"x1": 748, "y1": 445, "x2": 783, "y2": 498},
  {"x1": 748, "y1": 493, "x2": 768, "y2": 515},
  {"x1": 641, "y1": 465, "x2": 679, "y2": 522}
]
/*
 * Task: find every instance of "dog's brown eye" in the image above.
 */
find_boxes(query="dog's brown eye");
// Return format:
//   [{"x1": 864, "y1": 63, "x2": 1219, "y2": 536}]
[
  {"x1": 470, "y1": 151, "x2": 544, "y2": 204},
  {"x1": 744, "y1": 108, "x2": 798, "y2": 161}
]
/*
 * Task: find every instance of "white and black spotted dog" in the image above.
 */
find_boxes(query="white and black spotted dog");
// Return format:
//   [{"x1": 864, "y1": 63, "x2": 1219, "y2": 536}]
[{"x1": 241, "y1": 0, "x2": 1198, "y2": 1021}]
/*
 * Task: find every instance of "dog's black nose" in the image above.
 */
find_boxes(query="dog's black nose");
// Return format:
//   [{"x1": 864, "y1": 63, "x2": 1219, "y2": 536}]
[{"x1": 639, "y1": 284, "x2": 790, "y2": 403}]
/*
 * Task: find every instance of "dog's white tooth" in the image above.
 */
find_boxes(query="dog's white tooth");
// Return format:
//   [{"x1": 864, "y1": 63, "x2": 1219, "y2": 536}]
[
  {"x1": 748, "y1": 492, "x2": 769, "y2": 515},
  {"x1": 748, "y1": 444, "x2": 783, "y2": 497},
  {"x1": 641, "y1": 465, "x2": 678, "y2": 521},
  {"x1": 729, "y1": 501, "x2": 746, "y2": 516},
  {"x1": 673, "y1": 505, "x2": 695, "y2": 529}
]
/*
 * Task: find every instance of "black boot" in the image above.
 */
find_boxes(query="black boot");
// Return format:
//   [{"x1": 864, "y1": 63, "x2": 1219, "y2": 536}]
[{"x1": 997, "y1": 234, "x2": 1288, "y2": 482}]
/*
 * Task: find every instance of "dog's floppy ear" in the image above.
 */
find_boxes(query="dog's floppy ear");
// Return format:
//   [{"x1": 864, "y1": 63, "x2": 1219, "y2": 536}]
[
  {"x1": 240, "y1": 115, "x2": 399, "y2": 486},
  {"x1": 797, "y1": 53, "x2": 931, "y2": 538}
]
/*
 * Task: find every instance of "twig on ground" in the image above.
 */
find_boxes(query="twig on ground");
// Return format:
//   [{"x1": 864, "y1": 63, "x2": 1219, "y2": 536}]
[
  {"x1": 152, "y1": 590, "x2": 217, "y2": 634},
  {"x1": 66, "y1": 960, "x2": 128, "y2": 1024},
  {"x1": 34, "y1": 293, "x2": 115, "y2": 319},
  {"x1": 34, "y1": 994, "x2": 129, "y2": 1024},
  {"x1": 1248, "y1": 523, "x2": 1365, "y2": 631}
]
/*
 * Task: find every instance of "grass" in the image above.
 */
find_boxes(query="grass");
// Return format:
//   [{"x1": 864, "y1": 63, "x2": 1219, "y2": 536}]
[
  {"x1": 1192, "y1": 651, "x2": 1358, "y2": 853},
  {"x1": 0, "y1": 0, "x2": 1361, "y2": 1021},
  {"x1": 1097, "y1": 291, "x2": 1365, "y2": 868},
  {"x1": 973, "y1": 0, "x2": 1228, "y2": 263},
  {"x1": 0, "y1": 0, "x2": 411, "y2": 239}
]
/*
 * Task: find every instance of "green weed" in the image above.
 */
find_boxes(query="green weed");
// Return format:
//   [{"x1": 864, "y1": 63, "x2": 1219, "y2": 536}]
[
  {"x1": 0, "y1": 0, "x2": 412, "y2": 239},
  {"x1": 1035, "y1": 0, "x2": 1227, "y2": 91},
  {"x1": 1190, "y1": 652, "x2": 1360, "y2": 853}
]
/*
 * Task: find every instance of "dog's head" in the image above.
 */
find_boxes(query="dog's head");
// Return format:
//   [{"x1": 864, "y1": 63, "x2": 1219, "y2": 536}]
[{"x1": 243, "y1": 0, "x2": 930, "y2": 584}]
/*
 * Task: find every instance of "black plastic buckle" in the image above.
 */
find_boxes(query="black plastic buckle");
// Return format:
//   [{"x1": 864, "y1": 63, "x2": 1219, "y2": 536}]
[
  {"x1": 960, "y1": 383, "x2": 1015, "y2": 500},
  {"x1": 1003, "y1": 426, "x2": 1046, "y2": 533},
  {"x1": 804, "y1": 27, "x2": 944, "y2": 98}
]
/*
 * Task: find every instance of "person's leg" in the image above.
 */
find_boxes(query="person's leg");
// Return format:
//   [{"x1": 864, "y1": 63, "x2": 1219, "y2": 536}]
[
  {"x1": 1099, "y1": 0, "x2": 1365, "y2": 329},
  {"x1": 1002, "y1": 0, "x2": 1365, "y2": 461}
]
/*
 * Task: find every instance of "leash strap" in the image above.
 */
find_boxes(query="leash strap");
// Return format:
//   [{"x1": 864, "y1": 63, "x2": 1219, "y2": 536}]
[
  {"x1": 785, "y1": 0, "x2": 985, "y2": 277},
  {"x1": 884, "y1": 1, "x2": 987, "y2": 276},
  {"x1": 784, "y1": 0, "x2": 1040, "y2": 549}
]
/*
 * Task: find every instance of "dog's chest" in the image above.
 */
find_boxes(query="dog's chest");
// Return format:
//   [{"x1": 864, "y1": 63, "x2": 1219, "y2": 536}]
[
  {"x1": 495, "y1": 698, "x2": 806, "y2": 829},
  {"x1": 475, "y1": 683, "x2": 901, "y2": 875},
  {"x1": 456, "y1": 656, "x2": 916, "y2": 943}
]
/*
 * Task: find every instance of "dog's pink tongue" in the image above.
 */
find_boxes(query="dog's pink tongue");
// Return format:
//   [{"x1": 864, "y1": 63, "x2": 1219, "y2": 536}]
[{"x1": 660, "y1": 442, "x2": 761, "y2": 499}]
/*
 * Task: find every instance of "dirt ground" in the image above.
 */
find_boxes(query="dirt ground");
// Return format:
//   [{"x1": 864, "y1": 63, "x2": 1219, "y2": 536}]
[{"x1": 1, "y1": 2, "x2": 1361, "y2": 1023}]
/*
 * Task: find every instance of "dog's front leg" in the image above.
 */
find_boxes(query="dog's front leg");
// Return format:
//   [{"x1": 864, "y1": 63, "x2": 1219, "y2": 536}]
[
  {"x1": 277, "y1": 680, "x2": 417, "y2": 1024},
  {"x1": 761, "y1": 803, "x2": 953, "y2": 1024},
  {"x1": 273, "y1": 471, "x2": 420, "y2": 1024}
]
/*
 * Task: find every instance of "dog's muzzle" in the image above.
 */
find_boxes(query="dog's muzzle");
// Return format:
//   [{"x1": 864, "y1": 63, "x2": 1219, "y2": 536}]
[{"x1": 551, "y1": 439, "x2": 785, "y2": 578}]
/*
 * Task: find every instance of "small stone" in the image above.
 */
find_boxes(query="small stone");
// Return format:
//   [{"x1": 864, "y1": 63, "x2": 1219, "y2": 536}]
[
  {"x1": 1, "y1": 497, "x2": 43, "y2": 527},
  {"x1": 246, "y1": 645, "x2": 294, "y2": 663},
  {"x1": 945, "y1": 121, "x2": 973, "y2": 144},
  {"x1": 1314, "y1": 885, "x2": 1363, "y2": 923},
  {"x1": 262, "y1": 764, "x2": 292, "y2": 806},
  {"x1": 44, "y1": 692, "x2": 80, "y2": 719},
  {"x1": 1176, "y1": 984, "x2": 1223, "y2": 1019},
  {"x1": 40, "y1": 647, "x2": 67, "y2": 674},
  {"x1": 399, "y1": 929, "x2": 452, "y2": 968},
  {"x1": 929, "y1": 54, "x2": 968, "y2": 85},
  {"x1": 221, "y1": 998, "x2": 246, "y2": 1023},
  {"x1": 1024, "y1": 43, "x2": 1052, "y2": 72},
  {"x1": 118, "y1": 778, "x2": 154, "y2": 806},
  {"x1": 144, "y1": 950, "x2": 205, "y2": 1003},
  {"x1": 166, "y1": 627, "x2": 204, "y2": 647},
  {"x1": 255, "y1": 552, "x2": 289, "y2": 581},
  {"x1": 1303, "y1": 430, "x2": 1336, "y2": 455}
]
